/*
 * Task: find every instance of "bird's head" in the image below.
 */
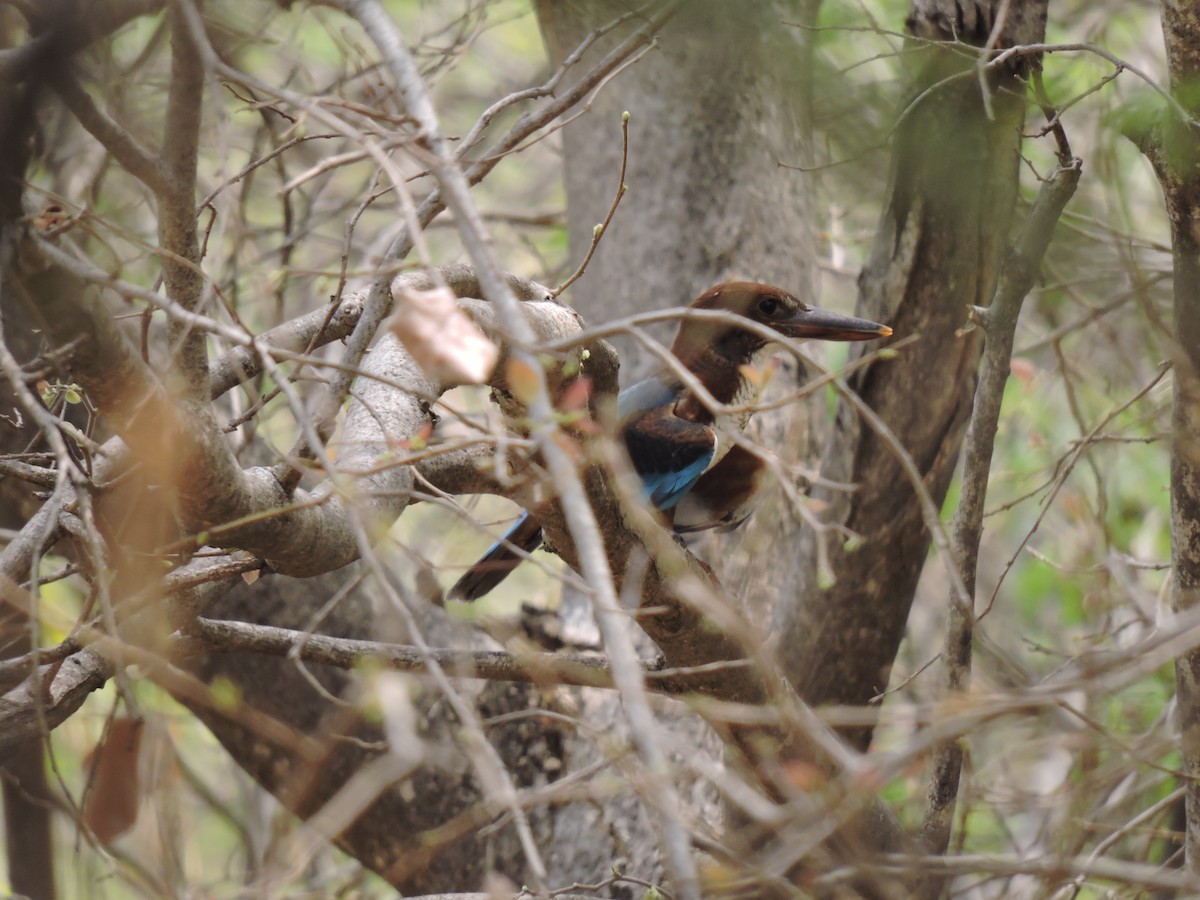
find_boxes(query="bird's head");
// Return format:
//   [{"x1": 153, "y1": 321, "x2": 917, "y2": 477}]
[{"x1": 672, "y1": 282, "x2": 892, "y2": 367}]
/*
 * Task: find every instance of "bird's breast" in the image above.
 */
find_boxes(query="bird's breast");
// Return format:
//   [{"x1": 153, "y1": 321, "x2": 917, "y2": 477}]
[{"x1": 701, "y1": 359, "x2": 770, "y2": 470}]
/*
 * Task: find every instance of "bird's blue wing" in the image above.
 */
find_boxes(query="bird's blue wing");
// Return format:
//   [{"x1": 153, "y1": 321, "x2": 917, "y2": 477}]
[
  {"x1": 617, "y1": 375, "x2": 680, "y2": 421},
  {"x1": 640, "y1": 456, "x2": 712, "y2": 510},
  {"x1": 621, "y1": 405, "x2": 716, "y2": 511}
]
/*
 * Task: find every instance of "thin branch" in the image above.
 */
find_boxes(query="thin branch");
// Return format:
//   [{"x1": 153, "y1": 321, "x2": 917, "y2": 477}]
[
  {"x1": 157, "y1": 0, "x2": 210, "y2": 390},
  {"x1": 552, "y1": 110, "x2": 630, "y2": 298},
  {"x1": 922, "y1": 154, "x2": 1081, "y2": 855},
  {"x1": 50, "y1": 74, "x2": 170, "y2": 194},
  {"x1": 986, "y1": 41, "x2": 1191, "y2": 125},
  {"x1": 817, "y1": 850, "x2": 1200, "y2": 894},
  {"x1": 454, "y1": 2, "x2": 649, "y2": 159},
  {"x1": 176, "y1": 616, "x2": 715, "y2": 695},
  {"x1": 984, "y1": 366, "x2": 1169, "y2": 613}
]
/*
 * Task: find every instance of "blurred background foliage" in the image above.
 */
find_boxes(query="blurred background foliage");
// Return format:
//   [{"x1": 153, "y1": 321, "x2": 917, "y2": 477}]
[{"x1": 8, "y1": 0, "x2": 1189, "y2": 894}]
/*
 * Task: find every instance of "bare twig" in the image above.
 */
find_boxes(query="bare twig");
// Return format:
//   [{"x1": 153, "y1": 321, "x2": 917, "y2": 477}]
[
  {"x1": 922, "y1": 153, "x2": 1081, "y2": 855},
  {"x1": 553, "y1": 111, "x2": 630, "y2": 298},
  {"x1": 176, "y1": 616, "x2": 716, "y2": 694},
  {"x1": 816, "y1": 850, "x2": 1200, "y2": 894}
]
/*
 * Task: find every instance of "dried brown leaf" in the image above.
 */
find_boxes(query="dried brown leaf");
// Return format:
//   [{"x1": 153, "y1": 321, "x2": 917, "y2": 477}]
[
  {"x1": 388, "y1": 285, "x2": 499, "y2": 385},
  {"x1": 83, "y1": 716, "x2": 144, "y2": 844}
]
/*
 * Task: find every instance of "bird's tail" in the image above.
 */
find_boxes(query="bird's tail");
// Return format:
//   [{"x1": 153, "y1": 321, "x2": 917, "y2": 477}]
[{"x1": 449, "y1": 512, "x2": 544, "y2": 602}]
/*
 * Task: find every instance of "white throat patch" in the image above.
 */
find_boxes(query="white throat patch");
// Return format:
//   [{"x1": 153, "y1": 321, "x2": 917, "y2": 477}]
[{"x1": 704, "y1": 343, "x2": 782, "y2": 472}]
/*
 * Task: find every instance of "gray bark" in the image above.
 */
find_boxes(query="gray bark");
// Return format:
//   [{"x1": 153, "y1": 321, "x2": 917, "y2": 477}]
[
  {"x1": 188, "y1": 568, "x2": 567, "y2": 893},
  {"x1": 538, "y1": 0, "x2": 824, "y2": 656}
]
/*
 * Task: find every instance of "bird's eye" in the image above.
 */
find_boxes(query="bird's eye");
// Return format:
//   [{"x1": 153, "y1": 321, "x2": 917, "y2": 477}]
[{"x1": 757, "y1": 297, "x2": 779, "y2": 317}]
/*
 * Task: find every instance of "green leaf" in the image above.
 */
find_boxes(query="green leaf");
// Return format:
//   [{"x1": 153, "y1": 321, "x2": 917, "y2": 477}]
[{"x1": 210, "y1": 677, "x2": 242, "y2": 713}]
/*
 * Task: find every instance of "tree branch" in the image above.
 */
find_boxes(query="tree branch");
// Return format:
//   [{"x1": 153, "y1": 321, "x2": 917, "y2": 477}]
[
  {"x1": 778, "y1": 0, "x2": 1050, "y2": 749},
  {"x1": 0, "y1": 648, "x2": 113, "y2": 765},
  {"x1": 1145, "y1": 1, "x2": 1200, "y2": 874},
  {"x1": 50, "y1": 74, "x2": 170, "y2": 194},
  {"x1": 1, "y1": 0, "x2": 165, "y2": 85},
  {"x1": 922, "y1": 152, "x2": 1081, "y2": 856},
  {"x1": 9, "y1": 237, "x2": 610, "y2": 576},
  {"x1": 158, "y1": 0, "x2": 209, "y2": 389},
  {"x1": 176, "y1": 616, "x2": 717, "y2": 694}
]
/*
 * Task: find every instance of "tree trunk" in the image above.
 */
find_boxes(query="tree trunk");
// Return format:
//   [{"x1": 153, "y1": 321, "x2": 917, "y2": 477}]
[
  {"x1": 534, "y1": 0, "x2": 900, "y2": 887},
  {"x1": 0, "y1": 11, "x2": 56, "y2": 893},
  {"x1": 538, "y1": 0, "x2": 825, "y2": 654},
  {"x1": 184, "y1": 568, "x2": 567, "y2": 894},
  {"x1": 777, "y1": 0, "x2": 1049, "y2": 749},
  {"x1": 1142, "y1": 0, "x2": 1200, "y2": 874}
]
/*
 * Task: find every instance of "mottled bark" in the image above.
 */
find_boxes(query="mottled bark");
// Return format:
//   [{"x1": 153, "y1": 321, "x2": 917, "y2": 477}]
[
  {"x1": 778, "y1": 0, "x2": 1049, "y2": 748},
  {"x1": 185, "y1": 568, "x2": 568, "y2": 894}
]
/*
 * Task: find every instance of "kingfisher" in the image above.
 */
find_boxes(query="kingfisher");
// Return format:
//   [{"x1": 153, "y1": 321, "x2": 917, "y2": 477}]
[{"x1": 449, "y1": 282, "x2": 892, "y2": 602}]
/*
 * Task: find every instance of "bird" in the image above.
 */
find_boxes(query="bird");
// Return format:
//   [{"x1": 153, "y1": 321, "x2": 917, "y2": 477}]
[{"x1": 449, "y1": 282, "x2": 892, "y2": 602}]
